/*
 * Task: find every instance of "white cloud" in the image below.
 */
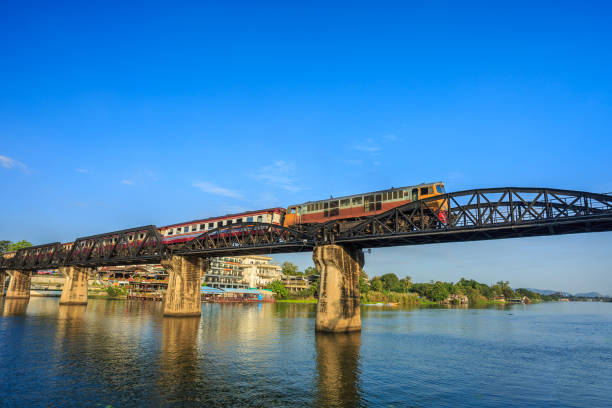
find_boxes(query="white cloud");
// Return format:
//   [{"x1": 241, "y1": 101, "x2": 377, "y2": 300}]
[
  {"x1": 252, "y1": 160, "x2": 306, "y2": 192},
  {"x1": 121, "y1": 179, "x2": 135, "y2": 185},
  {"x1": 346, "y1": 159, "x2": 363, "y2": 165},
  {"x1": 0, "y1": 155, "x2": 28, "y2": 173},
  {"x1": 353, "y1": 143, "x2": 380, "y2": 153},
  {"x1": 193, "y1": 181, "x2": 242, "y2": 198},
  {"x1": 383, "y1": 133, "x2": 398, "y2": 141}
]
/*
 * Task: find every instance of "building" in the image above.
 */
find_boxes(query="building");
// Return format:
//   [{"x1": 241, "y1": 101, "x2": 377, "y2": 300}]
[
  {"x1": 203, "y1": 257, "x2": 248, "y2": 290},
  {"x1": 281, "y1": 275, "x2": 311, "y2": 293},
  {"x1": 240, "y1": 255, "x2": 282, "y2": 289}
]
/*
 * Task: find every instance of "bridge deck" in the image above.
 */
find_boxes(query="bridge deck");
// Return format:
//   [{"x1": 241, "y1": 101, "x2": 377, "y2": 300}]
[{"x1": 2, "y1": 187, "x2": 611, "y2": 271}]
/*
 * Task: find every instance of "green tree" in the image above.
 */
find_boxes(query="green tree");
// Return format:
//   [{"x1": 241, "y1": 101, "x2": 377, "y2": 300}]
[
  {"x1": 6, "y1": 240, "x2": 32, "y2": 252},
  {"x1": 430, "y1": 281, "x2": 450, "y2": 301},
  {"x1": 266, "y1": 280, "x2": 289, "y2": 298},
  {"x1": 105, "y1": 285, "x2": 126, "y2": 297},
  {"x1": 359, "y1": 271, "x2": 370, "y2": 294},
  {"x1": 379, "y1": 273, "x2": 400, "y2": 292},
  {"x1": 370, "y1": 278, "x2": 383, "y2": 292},
  {"x1": 399, "y1": 276, "x2": 412, "y2": 292},
  {"x1": 0, "y1": 240, "x2": 10, "y2": 253},
  {"x1": 282, "y1": 261, "x2": 300, "y2": 276},
  {"x1": 304, "y1": 266, "x2": 318, "y2": 275}
]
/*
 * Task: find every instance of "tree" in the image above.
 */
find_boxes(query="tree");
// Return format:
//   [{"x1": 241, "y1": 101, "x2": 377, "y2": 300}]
[
  {"x1": 359, "y1": 271, "x2": 370, "y2": 294},
  {"x1": 399, "y1": 276, "x2": 412, "y2": 292},
  {"x1": 430, "y1": 281, "x2": 450, "y2": 301},
  {"x1": 4, "y1": 240, "x2": 32, "y2": 252},
  {"x1": 266, "y1": 280, "x2": 288, "y2": 298},
  {"x1": 370, "y1": 278, "x2": 383, "y2": 292},
  {"x1": 304, "y1": 266, "x2": 318, "y2": 276},
  {"x1": 379, "y1": 273, "x2": 400, "y2": 292},
  {"x1": 0, "y1": 240, "x2": 10, "y2": 253},
  {"x1": 282, "y1": 261, "x2": 300, "y2": 276}
]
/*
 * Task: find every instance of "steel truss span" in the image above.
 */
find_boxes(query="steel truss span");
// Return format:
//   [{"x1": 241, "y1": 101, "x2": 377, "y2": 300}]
[
  {"x1": 1, "y1": 188, "x2": 611, "y2": 271},
  {"x1": 171, "y1": 223, "x2": 313, "y2": 257},
  {"x1": 321, "y1": 187, "x2": 612, "y2": 248},
  {"x1": 1, "y1": 226, "x2": 165, "y2": 271}
]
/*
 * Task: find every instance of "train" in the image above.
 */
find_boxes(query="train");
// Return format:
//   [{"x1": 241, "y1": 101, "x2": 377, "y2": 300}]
[
  {"x1": 4, "y1": 182, "x2": 448, "y2": 257},
  {"x1": 160, "y1": 181, "x2": 447, "y2": 244}
]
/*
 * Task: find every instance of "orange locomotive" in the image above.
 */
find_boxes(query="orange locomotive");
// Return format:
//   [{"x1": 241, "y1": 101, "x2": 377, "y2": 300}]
[{"x1": 283, "y1": 181, "x2": 447, "y2": 227}]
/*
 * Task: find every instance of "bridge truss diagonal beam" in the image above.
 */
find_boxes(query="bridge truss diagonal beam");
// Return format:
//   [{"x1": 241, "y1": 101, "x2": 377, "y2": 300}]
[{"x1": 1, "y1": 187, "x2": 611, "y2": 271}]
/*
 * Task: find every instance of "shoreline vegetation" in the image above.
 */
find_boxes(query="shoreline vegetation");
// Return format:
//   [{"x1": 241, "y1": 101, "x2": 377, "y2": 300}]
[{"x1": 267, "y1": 262, "x2": 563, "y2": 306}]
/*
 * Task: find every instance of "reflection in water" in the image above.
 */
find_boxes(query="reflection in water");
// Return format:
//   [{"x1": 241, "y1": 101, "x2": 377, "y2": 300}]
[
  {"x1": 158, "y1": 317, "x2": 202, "y2": 403},
  {"x1": 57, "y1": 304, "x2": 87, "y2": 320},
  {"x1": 316, "y1": 332, "x2": 361, "y2": 408},
  {"x1": 2, "y1": 299, "x2": 29, "y2": 316}
]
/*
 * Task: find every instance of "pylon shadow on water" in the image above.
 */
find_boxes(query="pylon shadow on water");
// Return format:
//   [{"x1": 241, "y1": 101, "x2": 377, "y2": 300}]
[
  {"x1": 158, "y1": 316, "x2": 202, "y2": 397},
  {"x1": 315, "y1": 331, "x2": 362, "y2": 407},
  {"x1": 58, "y1": 304, "x2": 88, "y2": 320},
  {"x1": 2, "y1": 298, "x2": 29, "y2": 316}
]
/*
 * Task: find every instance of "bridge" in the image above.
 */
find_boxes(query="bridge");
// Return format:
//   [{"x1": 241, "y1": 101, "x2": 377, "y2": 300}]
[{"x1": 2, "y1": 187, "x2": 612, "y2": 331}]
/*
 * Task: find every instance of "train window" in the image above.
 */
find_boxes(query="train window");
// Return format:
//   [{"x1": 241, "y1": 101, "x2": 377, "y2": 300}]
[
  {"x1": 167, "y1": 230, "x2": 173, "y2": 235},
  {"x1": 340, "y1": 199, "x2": 349, "y2": 207},
  {"x1": 420, "y1": 187, "x2": 429, "y2": 196},
  {"x1": 289, "y1": 207, "x2": 296, "y2": 214},
  {"x1": 236, "y1": 219, "x2": 242, "y2": 224},
  {"x1": 209, "y1": 222, "x2": 215, "y2": 229},
  {"x1": 436, "y1": 185, "x2": 445, "y2": 193},
  {"x1": 247, "y1": 217, "x2": 253, "y2": 222},
  {"x1": 200, "y1": 224, "x2": 205, "y2": 230},
  {"x1": 191, "y1": 225, "x2": 197, "y2": 231},
  {"x1": 412, "y1": 188, "x2": 418, "y2": 201},
  {"x1": 393, "y1": 191, "x2": 398, "y2": 199},
  {"x1": 257, "y1": 215, "x2": 263, "y2": 222},
  {"x1": 330, "y1": 200, "x2": 339, "y2": 217},
  {"x1": 352, "y1": 197, "x2": 362, "y2": 205}
]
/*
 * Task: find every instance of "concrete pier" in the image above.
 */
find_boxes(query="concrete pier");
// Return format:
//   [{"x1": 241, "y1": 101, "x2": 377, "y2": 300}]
[
  {"x1": 0, "y1": 271, "x2": 6, "y2": 296},
  {"x1": 313, "y1": 245, "x2": 363, "y2": 332},
  {"x1": 59, "y1": 266, "x2": 89, "y2": 305},
  {"x1": 5, "y1": 270, "x2": 31, "y2": 299},
  {"x1": 162, "y1": 255, "x2": 202, "y2": 317}
]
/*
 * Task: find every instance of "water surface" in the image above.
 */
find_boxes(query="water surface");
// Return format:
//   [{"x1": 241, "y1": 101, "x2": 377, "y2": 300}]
[{"x1": 0, "y1": 298, "x2": 610, "y2": 407}]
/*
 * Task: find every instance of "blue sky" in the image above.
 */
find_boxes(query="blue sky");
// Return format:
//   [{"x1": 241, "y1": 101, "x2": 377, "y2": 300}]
[{"x1": 1, "y1": 1, "x2": 611, "y2": 294}]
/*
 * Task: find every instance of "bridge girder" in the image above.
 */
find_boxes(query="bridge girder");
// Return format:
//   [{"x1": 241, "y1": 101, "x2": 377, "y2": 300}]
[{"x1": 1, "y1": 187, "x2": 611, "y2": 271}]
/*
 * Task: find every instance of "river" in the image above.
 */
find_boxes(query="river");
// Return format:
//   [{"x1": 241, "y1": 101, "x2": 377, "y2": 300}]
[{"x1": 0, "y1": 299, "x2": 610, "y2": 407}]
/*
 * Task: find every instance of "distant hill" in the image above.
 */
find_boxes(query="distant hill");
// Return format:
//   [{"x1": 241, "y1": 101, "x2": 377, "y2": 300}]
[
  {"x1": 574, "y1": 292, "x2": 605, "y2": 298},
  {"x1": 526, "y1": 288, "x2": 572, "y2": 297},
  {"x1": 526, "y1": 288, "x2": 609, "y2": 298}
]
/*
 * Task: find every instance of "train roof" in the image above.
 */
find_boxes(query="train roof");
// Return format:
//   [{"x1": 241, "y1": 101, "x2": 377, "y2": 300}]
[
  {"x1": 161, "y1": 207, "x2": 285, "y2": 229},
  {"x1": 292, "y1": 181, "x2": 445, "y2": 206}
]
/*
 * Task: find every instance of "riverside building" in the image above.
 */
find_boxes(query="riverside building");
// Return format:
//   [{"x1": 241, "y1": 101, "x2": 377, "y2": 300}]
[
  {"x1": 240, "y1": 255, "x2": 282, "y2": 289},
  {"x1": 203, "y1": 257, "x2": 248, "y2": 290}
]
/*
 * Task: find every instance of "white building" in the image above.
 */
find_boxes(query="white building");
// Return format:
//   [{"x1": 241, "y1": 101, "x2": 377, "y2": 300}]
[{"x1": 239, "y1": 255, "x2": 282, "y2": 289}]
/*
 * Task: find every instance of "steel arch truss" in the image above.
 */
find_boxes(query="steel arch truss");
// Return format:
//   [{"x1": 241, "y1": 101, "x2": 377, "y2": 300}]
[
  {"x1": 1, "y1": 242, "x2": 63, "y2": 271},
  {"x1": 327, "y1": 188, "x2": 612, "y2": 247},
  {"x1": 64, "y1": 225, "x2": 165, "y2": 267},
  {"x1": 172, "y1": 223, "x2": 313, "y2": 257}
]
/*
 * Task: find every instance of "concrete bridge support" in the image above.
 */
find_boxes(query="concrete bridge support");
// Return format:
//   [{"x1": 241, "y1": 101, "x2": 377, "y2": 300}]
[
  {"x1": 5, "y1": 270, "x2": 31, "y2": 299},
  {"x1": 59, "y1": 266, "x2": 90, "y2": 305},
  {"x1": 162, "y1": 255, "x2": 202, "y2": 317},
  {"x1": 0, "y1": 271, "x2": 6, "y2": 296},
  {"x1": 313, "y1": 245, "x2": 363, "y2": 332}
]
